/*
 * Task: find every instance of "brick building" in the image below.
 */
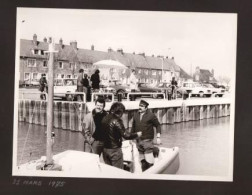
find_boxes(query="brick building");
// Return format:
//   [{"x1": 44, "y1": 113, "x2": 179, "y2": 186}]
[
  {"x1": 193, "y1": 66, "x2": 217, "y2": 84},
  {"x1": 19, "y1": 34, "x2": 190, "y2": 85}
]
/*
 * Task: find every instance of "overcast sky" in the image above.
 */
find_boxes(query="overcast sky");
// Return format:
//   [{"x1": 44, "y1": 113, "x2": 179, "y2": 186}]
[{"x1": 17, "y1": 8, "x2": 237, "y2": 78}]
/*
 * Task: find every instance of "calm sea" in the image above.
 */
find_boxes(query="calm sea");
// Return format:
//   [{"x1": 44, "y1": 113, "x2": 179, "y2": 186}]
[{"x1": 16, "y1": 116, "x2": 231, "y2": 176}]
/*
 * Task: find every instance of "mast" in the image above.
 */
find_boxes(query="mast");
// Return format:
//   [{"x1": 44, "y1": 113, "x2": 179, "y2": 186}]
[{"x1": 45, "y1": 40, "x2": 57, "y2": 165}]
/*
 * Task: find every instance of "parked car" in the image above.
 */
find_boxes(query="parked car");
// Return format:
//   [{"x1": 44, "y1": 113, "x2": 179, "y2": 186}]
[
  {"x1": 202, "y1": 83, "x2": 225, "y2": 97},
  {"x1": 54, "y1": 78, "x2": 77, "y2": 100},
  {"x1": 106, "y1": 80, "x2": 132, "y2": 98},
  {"x1": 22, "y1": 79, "x2": 40, "y2": 87},
  {"x1": 180, "y1": 81, "x2": 212, "y2": 97},
  {"x1": 137, "y1": 82, "x2": 164, "y2": 98},
  {"x1": 156, "y1": 82, "x2": 188, "y2": 99}
]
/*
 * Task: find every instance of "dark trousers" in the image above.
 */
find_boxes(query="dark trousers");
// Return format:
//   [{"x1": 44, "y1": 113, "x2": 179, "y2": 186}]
[
  {"x1": 103, "y1": 148, "x2": 123, "y2": 169},
  {"x1": 84, "y1": 140, "x2": 104, "y2": 157},
  {"x1": 92, "y1": 140, "x2": 104, "y2": 156}
]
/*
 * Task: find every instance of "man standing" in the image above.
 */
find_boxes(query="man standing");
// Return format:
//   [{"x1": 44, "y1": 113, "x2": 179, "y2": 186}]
[
  {"x1": 81, "y1": 97, "x2": 107, "y2": 156},
  {"x1": 102, "y1": 102, "x2": 142, "y2": 169},
  {"x1": 131, "y1": 99, "x2": 161, "y2": 171},
  {"x1": 129, "y1": 69, "x2": 138, "y2": 101},
  {"x1": 171, "y1": 77, "x2": 178, "y2": 99},
  {"x1": 39, "y1": 74, "x2": 48, "y2": 100},
  {"x1": 90, "y1": 69, "x2": 100, "y2": 92},
  {"x1": 77, "y1": 69, "x2": 84, "y2": 101}
]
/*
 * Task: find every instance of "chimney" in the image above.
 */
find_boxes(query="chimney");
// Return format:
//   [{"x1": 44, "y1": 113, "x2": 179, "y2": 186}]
[
  {"x1": 117, "y1": 48, "x2": 123, "y2": 54},
  {"x1": 33, "y1": 34, "x2": 37, "y2": 44},
  {"x1": 70, "y1": 40, "x2": 77, "y2": 50},
  {"x1": 91, "y1": 45, "x2": 94, "y2": 50},
  {"x1": 152, "y1": 54, "x2": 154, "y2": 57},
  {"x1": 43, "y1": 37, "x2": 47, "y2": 43},
  {"x1": 211, "y1": 69, "x2": 214, "y2": 76},
  {"x1": 108, "y1": 47, "x2": 113, "y2": 52},
  {"x1": 166, "y1": 56, "x2": 168, "y2": 59},
  {"x1": 139, "y1": 52, "x2": 145, "y2": 57},
  {"x1": 171, "y1": 56, "x2": 174, "y2": 60},
  {"x1": 133, "y1": 52, "x2": 135, "y2": 55},
  {"x1": 59, "y1": 38, "x2": 63, "y2": 45},
  {"x1": 48, "y1": 37, "x2": 52, "y2": 43}
]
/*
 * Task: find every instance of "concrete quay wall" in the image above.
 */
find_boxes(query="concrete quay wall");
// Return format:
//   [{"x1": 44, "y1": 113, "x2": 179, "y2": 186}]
[{"x1": 18, "y1": 98, "x2": 231, "y2": 131}]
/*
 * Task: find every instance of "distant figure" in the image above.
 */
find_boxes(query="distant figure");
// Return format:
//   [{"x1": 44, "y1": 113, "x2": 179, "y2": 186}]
[
  {"x1": 102, "y1": 102, "x2": 142, "y2": 169},
  {"x1": 90, "y1": 69, "x2": 100, "y2": 92},
  {"x1": 129, "y1": 69, "x2": 138, "y2": 101},
  {"x1": 77, "y1": 69, "x2": 84, "y2": 101},
  {"x1": 131, "y1": 99, "x2": 162, "y2": 171},
  {"x1": 171, "y1": 77, "x2": 178, "y2": 99},
  {"x1": 81, "y1": 97, "x2": 107, "y2": 156},
  {"x1": 39, "y1": 74, "x2": 48, "y2": 100},
  {"x1": 83, "y1": 74, "x2": 89, "y2": 102}
]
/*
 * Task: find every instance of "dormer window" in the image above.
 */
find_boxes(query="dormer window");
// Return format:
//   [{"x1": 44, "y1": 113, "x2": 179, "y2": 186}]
[{"x1": 34, "y1": 49, "x2": 39, "y2": 54}]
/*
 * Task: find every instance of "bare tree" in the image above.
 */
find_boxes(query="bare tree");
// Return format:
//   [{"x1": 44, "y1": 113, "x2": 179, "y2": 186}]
[{"x1": 222, "y1": 76, "x2": 231, "y2": 87}]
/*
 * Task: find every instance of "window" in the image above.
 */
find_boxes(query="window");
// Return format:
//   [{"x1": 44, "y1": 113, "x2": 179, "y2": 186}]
[
  {"x1": 43, "y1": 61, "x2": 48, "y2": 68},
  {"x1": 66, "y1": 75, "x2": 72, "y2": 78},
  {"x1": 144, "y1": 69, "x2": 148, "y2": 74},
  {"x1": 32, "y1": 73, "x2": 38, "y2": 79},
  {"x1": 56, "y1": 74, "x2": 64, "y2": 78},
  {"x1": 27, "y1": 59, "x2": 36, "y2": 67},
  {"x1": 152, "y1": 70, "x2": 156, "y2": 76},
  {"x1": 59, "y1": 62, "x2": 63, "y2": 69},
  {"x1": 70, "y1": 63, "x2": 76, "y2": 69},
  {"x1": 34, "y1": 49, "x2": 38, "y2": 54},
  {"x1": 73, "y1": 75, "x2": 78, "y2": 79},
  {"x1": 138, "y1": 69, "x2": 141, "y2": 74},
  {"x1": 55, "y1": 79, "x2": 63, "y2": 86},
  {"x1": 40, "y1": 50, "x2": 44, "y2": 55},
  {"x1": 24, "y1": 72, "x2": 30, "y2": 81}
]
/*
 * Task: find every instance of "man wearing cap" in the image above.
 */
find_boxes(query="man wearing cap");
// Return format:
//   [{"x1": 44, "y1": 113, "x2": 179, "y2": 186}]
[{"x1": 131, "y1": 99, "x2": 162, "y2": 171}]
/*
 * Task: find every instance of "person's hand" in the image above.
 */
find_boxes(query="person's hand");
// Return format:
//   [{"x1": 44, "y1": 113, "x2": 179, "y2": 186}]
[
  {"x1": 156, "y1": 137, "x2": 161, "y2": 145},
  {"x1": 137, "y1": 131, "x2": 142, "y2": 137}
]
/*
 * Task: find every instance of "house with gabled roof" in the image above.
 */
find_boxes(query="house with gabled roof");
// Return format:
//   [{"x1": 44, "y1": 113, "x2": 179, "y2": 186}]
[
  {"x1": 193, "y1": 66, "x2": 217, "y2": 84},
  {"x1": 19, "y1": 34, "x2": 190, "y2": 86}
]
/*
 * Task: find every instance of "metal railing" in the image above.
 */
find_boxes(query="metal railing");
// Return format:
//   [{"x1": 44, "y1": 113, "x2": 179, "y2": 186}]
[
  {"x1": 55, "y1": 92, "x2": 86, "y2": 103},
  {"x1": 126, "y1": 92, "x2": 166, "y2": 101},
  {"x1": 19, "y1": 91, "x2": 86, "y2": 102},
  {"x1": 91, "y1": 92, "x2": 115, "y2": 102},
  {"x1": 19, "y1": 91, "x2": 48, "y2": 101}
]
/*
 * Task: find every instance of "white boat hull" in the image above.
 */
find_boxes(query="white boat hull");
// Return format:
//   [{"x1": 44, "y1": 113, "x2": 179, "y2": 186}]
[{"x1": 15, "y1": 142, "x2": 179, "y2": 177}]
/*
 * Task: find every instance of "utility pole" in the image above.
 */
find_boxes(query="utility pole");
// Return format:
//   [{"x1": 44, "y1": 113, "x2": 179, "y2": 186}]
[
  {"x1": 161, "y1": 57, "x2": 164, "y2": 82},
  {"x1": 45, "y1": 41, "x2": 58, "y2": 165}
]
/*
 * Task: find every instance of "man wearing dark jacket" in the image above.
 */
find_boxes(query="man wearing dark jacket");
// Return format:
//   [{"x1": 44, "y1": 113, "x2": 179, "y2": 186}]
[
  {"x1": 82, "y1": 97, "x2": 107, "y2": 156},
  {"x1": 90, "y1": 69, "x2": 100, "y2": 92},
  {"x1": 131, "y1": 99, "x2": 161, "y2": 171},
  {"x1": 102, "y1": 102, "x2": 142, "y2": 169}
]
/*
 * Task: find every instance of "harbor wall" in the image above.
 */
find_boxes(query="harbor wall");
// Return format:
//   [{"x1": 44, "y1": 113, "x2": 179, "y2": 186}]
[{"x1": 18, "y1": 99, "x2": 231, "y2": 131}]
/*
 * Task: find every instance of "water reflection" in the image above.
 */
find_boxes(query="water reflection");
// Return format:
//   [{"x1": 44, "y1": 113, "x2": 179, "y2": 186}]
[{"x1": 16, "y1": 117, "x2": 231, "y2": 177}]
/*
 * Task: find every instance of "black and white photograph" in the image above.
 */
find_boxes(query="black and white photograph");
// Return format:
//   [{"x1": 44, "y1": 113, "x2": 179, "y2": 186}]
[{"x1": 12, "y1": 7, "x2": 237, "y2": 181}]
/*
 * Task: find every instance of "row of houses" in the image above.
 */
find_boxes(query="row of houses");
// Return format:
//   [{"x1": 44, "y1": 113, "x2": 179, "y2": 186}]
[{"x1": 19, "y1": 34, "x2": 216, "y2": 86}]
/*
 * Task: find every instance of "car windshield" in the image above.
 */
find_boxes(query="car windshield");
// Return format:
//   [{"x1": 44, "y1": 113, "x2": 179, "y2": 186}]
[{"x1": 64, "y1": 79, "x2": 77, "y2": 86}]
